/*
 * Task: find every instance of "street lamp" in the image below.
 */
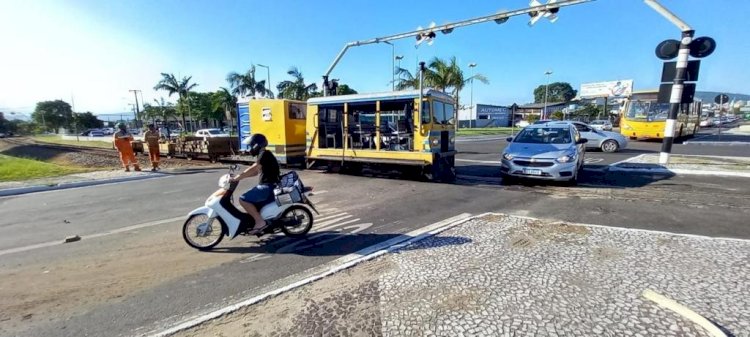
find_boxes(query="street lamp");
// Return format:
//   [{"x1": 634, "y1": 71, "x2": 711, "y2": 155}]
[
  {"x1": 383, "y1": 42, "x2": 396, "y2": 91},
  {"x1": 469, "y1": 63, "x2": 477, "y2": 128},
  {"x1": 543, "y1": 70, "x2": 553, "y2": 119},
  {"x1": 256, "y1": 64, "x2": 271, "y2": 98},
  {"x1": 395, "y1": 55, "x2": 404, "y2": 91}
]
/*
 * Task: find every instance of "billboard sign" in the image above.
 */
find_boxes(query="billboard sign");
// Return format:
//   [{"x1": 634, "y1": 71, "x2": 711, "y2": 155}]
[{"x1": 580, "y1": 80, "x2": 633, "y2": 98}]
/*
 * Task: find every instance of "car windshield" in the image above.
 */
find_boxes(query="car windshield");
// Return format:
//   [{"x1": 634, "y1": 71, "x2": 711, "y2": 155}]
[
  {"x1": 207, "y1": 130, "x2": 222, "y2": 134},
  {"x1": 514, "y1": 127, "x2": 572, "y2": 144},
  {"x1": 626, "y1": 101, "x2": 670, "y2": 121}
]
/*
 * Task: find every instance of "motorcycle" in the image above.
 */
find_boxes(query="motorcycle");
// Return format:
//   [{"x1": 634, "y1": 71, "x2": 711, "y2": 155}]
[{"x1": 182, "y1": 165, "x2": 318, "y2": 250}]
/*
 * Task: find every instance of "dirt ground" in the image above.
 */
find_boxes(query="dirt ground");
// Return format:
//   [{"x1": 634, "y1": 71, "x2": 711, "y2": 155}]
[
  {"x1": 0, "y1": 137, "x2": 216, "y2": 169},
  {"x1": 0, "y1": 225, "x2": 240, "y2": 336},
  {"x1": 174, "y1": 258, "x2": 396, "y2": 337}
]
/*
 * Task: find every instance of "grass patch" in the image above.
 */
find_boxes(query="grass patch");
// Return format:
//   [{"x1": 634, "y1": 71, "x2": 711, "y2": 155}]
[
  {"x1": 457, "y1": 127, "x2": 515, "y2": 136},
  {"x1": 33, "y1": 135, "x2": 114, "y2": 149},
  {"x1": 0, "y1": 154, "x2": 90, "y2": 182}
]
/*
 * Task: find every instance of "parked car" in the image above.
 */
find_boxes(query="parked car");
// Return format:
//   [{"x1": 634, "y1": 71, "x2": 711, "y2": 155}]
[
  {"x1": 550, "y1": 121, "x2": 628, "y2": 153},
  {"x1": 80, "y1": 129, "x2": 104, "y2": 136},
  {"x1": 101, "y1": 127, "x2": 114, "y2": 135},
  {"x1": 0, "y1": 132, "x2": 6, "y2": 138},
  {"x1": 501, "y1": 124, "x2": 587, "y2": 185},
  {"x1": 515, "y1": 120, "x2": 530, "y2": 128},
  {"x1": 589, "y1": 119, "x2": 613, "y2": 131},
  {"x1": 195, "y1": 128, "x2": 230, "y2": 138}
]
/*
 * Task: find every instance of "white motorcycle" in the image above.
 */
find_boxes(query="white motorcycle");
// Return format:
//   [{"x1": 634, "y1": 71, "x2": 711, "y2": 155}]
[{"x1": 182, "y1": 165, "x2": 318, "y2": 250}]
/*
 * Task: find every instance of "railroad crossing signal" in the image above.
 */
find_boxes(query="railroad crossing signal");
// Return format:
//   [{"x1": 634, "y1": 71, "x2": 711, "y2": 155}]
[
  {"x1": 415, "y1": 22, "x2": 437, "y2": 47},
  {"x1": 656, "y1": 35, "x2": 715, "y2": 104},
  {"x1": 528, "y1": 0, "x2": 560, "y2": 26}
]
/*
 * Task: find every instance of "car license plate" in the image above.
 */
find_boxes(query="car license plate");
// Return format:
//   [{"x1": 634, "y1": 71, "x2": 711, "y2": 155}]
[{"x1": 523, "y1": 168, "x2": 542, "y2": 176}]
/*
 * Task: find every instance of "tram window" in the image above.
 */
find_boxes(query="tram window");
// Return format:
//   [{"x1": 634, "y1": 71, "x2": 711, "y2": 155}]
[
  {"x1": 421, "y1": 101, "x2": 431, "y2": 124},
  {"x1": 289, "y1": 103, "x2": 306, "y2": 120}
]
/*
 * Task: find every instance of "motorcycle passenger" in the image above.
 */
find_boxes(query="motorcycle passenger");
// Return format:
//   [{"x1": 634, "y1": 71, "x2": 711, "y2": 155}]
[{"x1": 230, "y1": 134, "x2": 280, "y2": 234}]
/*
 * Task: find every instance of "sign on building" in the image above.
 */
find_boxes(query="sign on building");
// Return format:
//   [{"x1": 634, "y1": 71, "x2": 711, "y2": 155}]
[
  {"x1": 580, "y1": 80, "x2": 633, "y2": 98},
  {"x1": 476, "y1": 104, "x2": 511, "y2": 127}
]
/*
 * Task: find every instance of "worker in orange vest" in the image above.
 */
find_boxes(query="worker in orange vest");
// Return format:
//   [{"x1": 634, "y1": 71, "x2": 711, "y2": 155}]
[
  {"x1": 113, "y1": 123, "x2": 141, "y2": 172},
  {"x1": 143, "y1": 124, "x2": 161, "y2": 171}
]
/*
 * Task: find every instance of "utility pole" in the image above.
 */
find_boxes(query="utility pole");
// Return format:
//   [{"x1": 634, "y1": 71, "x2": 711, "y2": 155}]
[
  {"x1": 543, "y1": 70, "x2": 553, "y2": 119},
  {"x1": 469, "y1": 63, "x2": 477, "y2": 128},
  {"x1": 129, "y1": 89, "x2": 142, "y2": 128}
]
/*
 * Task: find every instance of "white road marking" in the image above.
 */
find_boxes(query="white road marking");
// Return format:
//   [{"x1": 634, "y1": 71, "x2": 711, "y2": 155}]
[
  {"x1": 0, "y1": 216, "x2": 184, "y2": 257},
  {"x1": 456, "y1": 158, "x2": 500, "y2": 165},
  {"x1": 584, "y1": 158, "x2": 604, "y2": 164}
]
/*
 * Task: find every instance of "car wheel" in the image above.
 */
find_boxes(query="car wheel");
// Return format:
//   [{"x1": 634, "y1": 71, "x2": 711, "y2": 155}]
[{"x1": 601, "y1": 139, "x2": 619, "y2": 153}]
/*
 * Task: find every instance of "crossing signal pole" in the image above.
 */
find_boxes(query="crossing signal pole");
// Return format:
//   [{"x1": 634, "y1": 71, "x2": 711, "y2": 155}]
[
  {"x1": 321, "y1": 0, "x2": 594, "y2": 96},
  {"x1": 645, "y1": 0, "x2": 715, "y2": 165}
]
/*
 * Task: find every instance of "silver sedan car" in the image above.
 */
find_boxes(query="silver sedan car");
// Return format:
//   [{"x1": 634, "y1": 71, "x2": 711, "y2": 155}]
[
  {"x1": 501, "y1": 124, "x2": 587, "y2": 184},
  {"x1": 549, "y1": 121, "x2": 628, "y2": 153}
]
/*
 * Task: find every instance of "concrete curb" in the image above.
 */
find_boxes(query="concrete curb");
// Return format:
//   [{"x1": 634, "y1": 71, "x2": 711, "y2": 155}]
[
  {"x1": 0, "y1": 174, "x2": 166, "y2": 197},
  {"x1": 145, "y1": 212, "x2": 475, "y2": 337},
  {"x1": 683, "y1": 141, "x2": 750, "y2": 146},
  {"x1": 0, "y1": 166, "x2": 226, "y2": 198}
]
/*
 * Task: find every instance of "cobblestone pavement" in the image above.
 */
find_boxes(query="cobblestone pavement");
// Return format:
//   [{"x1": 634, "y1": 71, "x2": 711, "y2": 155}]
[{"x1": 174, "y1": 214, "x2": 750, "y2": 337}]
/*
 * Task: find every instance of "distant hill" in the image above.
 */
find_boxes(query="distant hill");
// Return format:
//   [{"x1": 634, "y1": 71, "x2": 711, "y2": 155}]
[{"x1": 695, "y1": 91, "x2": 750, "y2": 103}]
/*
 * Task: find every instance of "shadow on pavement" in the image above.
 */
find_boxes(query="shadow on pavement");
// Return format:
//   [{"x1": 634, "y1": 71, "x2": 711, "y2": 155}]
[
  {"x1": 0, "y1": 144, "x2": 86, "y2": 161},
  {"x1": 207, "y1": 233, "x2": 472, "y2": 257},
  {"x1": 456, "y1": 164, "x2": 676, "y2": 189}
]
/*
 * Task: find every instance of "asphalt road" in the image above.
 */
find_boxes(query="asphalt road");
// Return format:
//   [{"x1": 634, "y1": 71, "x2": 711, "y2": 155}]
[
  {"x1": 1, "y1": 135, "x2": 749, "y2": 336},
  {"x1": 455, "y1": 127, "x2": 750, "y2": 179}
]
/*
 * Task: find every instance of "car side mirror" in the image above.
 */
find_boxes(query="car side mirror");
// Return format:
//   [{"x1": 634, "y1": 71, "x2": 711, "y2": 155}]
[
  {"x1": 577, "y1": 138, "x2": 589, "y2": 144},
  {"x1": 506, "y1": 136, "x2": 514, "y2": 142}
]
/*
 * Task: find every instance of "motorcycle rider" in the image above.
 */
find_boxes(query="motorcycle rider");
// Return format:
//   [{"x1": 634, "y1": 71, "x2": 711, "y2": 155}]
[{"x1": 230, "y1": 134, "x2": 280, "y2": 234}]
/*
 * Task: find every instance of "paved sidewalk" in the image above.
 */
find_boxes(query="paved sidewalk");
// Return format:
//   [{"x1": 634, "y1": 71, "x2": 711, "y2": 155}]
[
  {"x1": 174, "y1": 214, "x2": 749, "y2": 337},
  {"x1": 610, "y1": 154, "x2": 750, "y2": 177}
]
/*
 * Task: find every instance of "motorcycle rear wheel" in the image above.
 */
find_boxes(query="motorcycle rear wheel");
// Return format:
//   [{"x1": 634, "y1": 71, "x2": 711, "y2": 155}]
[
  {"x1": 279, "y1": 205, "x2": 314, "y2": 238},
  {"x1": 183, "y1": 214, "x2": 225, "y2": 250}
]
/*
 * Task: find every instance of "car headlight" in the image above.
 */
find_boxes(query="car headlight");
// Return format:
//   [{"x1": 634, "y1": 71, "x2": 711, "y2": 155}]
[
  {"x1": 502, "y1": 153, "x2": 514, "y2": 161},
  {"x1": 556, "y1": 154, "x2": 575, "y2": 163},
  {"x1": 449, "y1": 136, "x2": 455, "y2": 144},
  {"x1": 430, "y1": 137, "x2": 439, "y2": 146}
]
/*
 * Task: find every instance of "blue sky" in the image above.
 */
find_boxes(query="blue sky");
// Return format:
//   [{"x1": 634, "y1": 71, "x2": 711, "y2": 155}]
[{"x1": 1, "y1": 0, "x2": 748, "y2": 114}]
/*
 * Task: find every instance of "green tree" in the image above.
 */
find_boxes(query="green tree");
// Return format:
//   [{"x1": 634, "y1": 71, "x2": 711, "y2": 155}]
[
  {"x1": 143, "y1": 98, "x2": 177, "y2": 125},
  {"x1": 32, "y1": 100, "x2": 73, "y2": 133},
  {"x1": 179, "y1": 92, "x2": 223, "y2": 128},
  {"x1": 276, "y1": 67, "x2": 320, "y2": 100},
  {"x1": 336, "y1": 84, "x2": 358, "y2": 95},
  {"x1": 72, "y1": 112, "x2": 103, "y2": 130},
  {"x1": 153, "y1": 73, "x2": 198, "y2": 131},
  {"x1": 572, "y1": 104, "x2": 600, "y2": 118},
  {"x1": 226, "y1": 66, "x2": 272, "y2": 98},
  {"x1": 533, "y1": 82, "x2": 577, "y2": 103},
  {"x1": 551, "y1": 110, "x2": 564, "y2": 120},
  {"x1": 395, "y1": 56, "x2": 488, "y2": 116},
  {"x1": 212, "y1": 88, "x2": 237, "y2": 129}
]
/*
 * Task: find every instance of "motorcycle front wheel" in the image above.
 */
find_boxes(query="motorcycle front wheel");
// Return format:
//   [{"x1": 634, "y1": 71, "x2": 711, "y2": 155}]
[
  {"x1": 183, "y1": 214, "x2": 225, "y2": 250},
  {"x1": 279, "y1": 205, "x2": 314, "y2": 238}
]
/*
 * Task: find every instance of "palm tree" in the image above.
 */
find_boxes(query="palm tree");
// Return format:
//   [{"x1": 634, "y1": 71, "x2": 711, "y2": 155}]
[
  {"x1": 226, "y1": 66, "x2": 272, "y2": 98},
  {"x1": 394, "y1": 57, "x2": 488, "y2": 120},
  {"x1": 394, "y1": 66, "x2": 424, "y2": 90},
  {"x1": 276, "y1": 67, "x2": 320, "y2": 101},
  {"x1": 212, "y1": 87, "x2": 237, "y2": 133},
  {"x1": 153, "y1": 73, "x2": 198, "y2": 131},
  {"x1": 153, "y1": 97, "x2": 177, "y2": 124}
]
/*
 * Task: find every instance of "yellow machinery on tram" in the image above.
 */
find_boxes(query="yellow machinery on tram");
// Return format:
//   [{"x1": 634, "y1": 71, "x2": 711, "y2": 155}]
[{"x1": 305, "y1": 89, "x2": 457, "y2": 181}]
